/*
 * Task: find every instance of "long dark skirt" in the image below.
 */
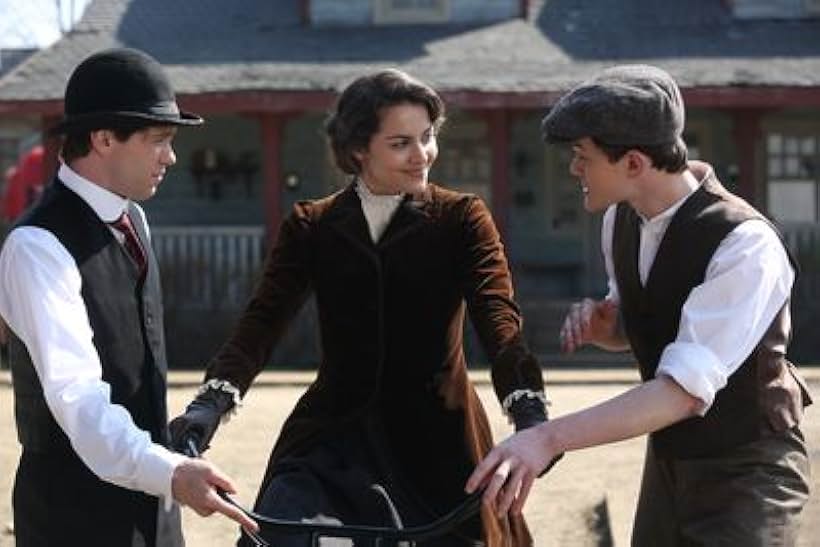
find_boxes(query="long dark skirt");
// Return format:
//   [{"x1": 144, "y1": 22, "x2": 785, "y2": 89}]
[{"x1": 238, "y1": 421, "x2": 484, "y2": 547}]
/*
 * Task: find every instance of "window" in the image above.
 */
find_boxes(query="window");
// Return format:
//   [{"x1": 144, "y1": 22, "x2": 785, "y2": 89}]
[
  {"x1": 431, "y1": 114, "x2": 491, "y2": 204},
  {"x1": 549, "y1": 146, "x2": 581, "y2": 233},
  {"x1": 729, "y1": 0, "x2": 820, "y2": 18},
  {"x1": 730, "y1": 0, "x2": 806, "y2": 19},
  {"x1": 805, "y1": 0, "x2": 820, "y2": 15},
  {"x1": 373, "y1": 0, "x2": 449, "y2": 24},
  {"x1": 766, "y1": 133, "x2": 819, "y2": 222}
]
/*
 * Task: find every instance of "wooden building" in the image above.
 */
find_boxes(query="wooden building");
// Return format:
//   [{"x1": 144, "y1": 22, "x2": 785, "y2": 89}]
[{"x1": 1, "y1": 0, "x2": 820, "y2": 364}]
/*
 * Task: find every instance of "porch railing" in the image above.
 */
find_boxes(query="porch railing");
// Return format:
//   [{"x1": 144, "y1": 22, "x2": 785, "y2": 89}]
[
  {"x1": 149, "y1": 223, "x2": 820, "y2": 306},
  {"x1": 151, "y1": 225, "x2": 267, "y2": 309},
  {"x1": 147, "y1": 223, "x2": 820, "y2": 363}
]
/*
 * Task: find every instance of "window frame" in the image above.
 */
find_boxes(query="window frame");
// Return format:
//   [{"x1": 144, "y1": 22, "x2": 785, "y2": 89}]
[
  {"x1": 373, "y1": 0, "x2": 450, "y2": 24},
  {"x1": 764, "y1": 127, "x2": 820, "y2": 223}
]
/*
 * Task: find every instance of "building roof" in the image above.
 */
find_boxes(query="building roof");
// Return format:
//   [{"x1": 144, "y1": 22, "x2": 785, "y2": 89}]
[
  {"x1": 1, "y1": 0, "x2": 819, "y2": 108},
  {"x1": 0, "y1": 48, "x2": 37, "y2": 79}
]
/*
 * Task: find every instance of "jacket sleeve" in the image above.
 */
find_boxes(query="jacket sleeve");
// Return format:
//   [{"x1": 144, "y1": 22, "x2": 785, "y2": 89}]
[
  {"x1": 458, "y1": 196, "x2": 547, "y2": 427},
  {"x1": 204, "y1": 203, "x2": 313, "y2": 394}
]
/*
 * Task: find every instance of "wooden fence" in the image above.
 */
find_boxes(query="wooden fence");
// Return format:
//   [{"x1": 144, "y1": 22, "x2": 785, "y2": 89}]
[{"x1": 151, "y1": 225, "x2": 267, "y2": 310}]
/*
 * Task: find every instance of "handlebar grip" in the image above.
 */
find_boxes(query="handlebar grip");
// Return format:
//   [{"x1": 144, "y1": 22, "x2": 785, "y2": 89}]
[{"x1": 180, "y1": 432, "x2": 268, "y2": 545}]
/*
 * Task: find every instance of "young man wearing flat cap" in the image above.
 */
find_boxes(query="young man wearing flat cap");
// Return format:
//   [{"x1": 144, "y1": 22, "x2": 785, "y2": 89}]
[
  {"x1": 0, "y1": 48, "x2": 258, "y2": 546},
  {"x1": 467, "y1": 64, "x2": 813, "y2": 545}
]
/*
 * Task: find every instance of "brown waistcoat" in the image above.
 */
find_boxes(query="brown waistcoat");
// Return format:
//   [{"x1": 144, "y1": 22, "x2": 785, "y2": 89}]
[{"x1": 613, "y1": 169, "x2": 812, "y2": 459}]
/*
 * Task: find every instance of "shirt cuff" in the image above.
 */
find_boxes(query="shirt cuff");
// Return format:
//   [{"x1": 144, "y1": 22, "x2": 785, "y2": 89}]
[
  {"x1": 137, "y1": 444, "x2": 187, "y2": 511},
  {"x1": 198, "y1": 378, "x2": 242, "y2": 423},
  {"x1": 656, "y1": 342, "x2": 728, "y2": 416},
  {"x1": 501, "y1": 389, "x2": 550, "y2": 423}
]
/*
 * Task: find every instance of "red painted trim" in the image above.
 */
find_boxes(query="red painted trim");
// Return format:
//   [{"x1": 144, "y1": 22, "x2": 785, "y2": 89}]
[
  {"x1": 0, "y1": 92, "x2": 338, "y2": 117},
  {"x1": 177, "y1": 91, "x2": 336, "y2": 114},
  {"x1": 440, "y1": 91, "x2": 563, "y2": 109},
  {"x1": 682, "y1": 87, "x2": 820, "y2": 108},
  {"x1": 731, "y1": 109, "x2": 766, "y2": 204},
  {"x1": 259, "y1": 113, "x2": 283, "y2": 244},
  {"x1": 465, "y1": 87, "x2": 820, "y2": 109},
  {"x1": 4, "y1": 87, "x2": 820, "y2": 116},
  {"x1": 0, "y1": 99, "x2": 63, "y2": 116}
]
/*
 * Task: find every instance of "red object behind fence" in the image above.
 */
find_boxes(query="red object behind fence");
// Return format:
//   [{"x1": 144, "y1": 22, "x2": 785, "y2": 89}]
[{"x1": 3, "y1": 145, "x2": 44, "y2": 222}]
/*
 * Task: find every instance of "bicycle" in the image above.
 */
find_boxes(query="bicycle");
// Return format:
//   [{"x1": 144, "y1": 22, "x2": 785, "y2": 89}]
[{"x1": 182, "y1": 435, "x2": 485, "y2": 546}]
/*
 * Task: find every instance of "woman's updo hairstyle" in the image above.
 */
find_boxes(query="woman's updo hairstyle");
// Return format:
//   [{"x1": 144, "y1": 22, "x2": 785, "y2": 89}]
[{"x1": 325, "y1": 69, "x2": 445, "y2": 175}]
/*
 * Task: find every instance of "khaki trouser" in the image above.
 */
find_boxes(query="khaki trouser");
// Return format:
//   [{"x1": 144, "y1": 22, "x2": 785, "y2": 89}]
[{"x1": 632, "y1": 428, "x2": 810, "y2": 546}]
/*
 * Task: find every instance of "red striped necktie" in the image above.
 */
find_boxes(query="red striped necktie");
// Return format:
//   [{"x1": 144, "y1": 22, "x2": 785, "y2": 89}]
[{"x1": 109, "y1": 212, "x2": 147, "y2": 277}]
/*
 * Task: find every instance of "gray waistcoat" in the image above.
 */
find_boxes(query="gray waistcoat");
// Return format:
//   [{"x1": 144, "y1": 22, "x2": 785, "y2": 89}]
[{"x1": 8, "y1": 179, "x2": 182, "y2": 547}]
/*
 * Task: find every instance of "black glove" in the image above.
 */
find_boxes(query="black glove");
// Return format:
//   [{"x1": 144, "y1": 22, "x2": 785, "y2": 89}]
[
  {"x1": 510, "y1": 395, "x2": 547, "y2": 432},
  {"x1": 169, "y1": 387, "x2": 236, "y2": 455}
]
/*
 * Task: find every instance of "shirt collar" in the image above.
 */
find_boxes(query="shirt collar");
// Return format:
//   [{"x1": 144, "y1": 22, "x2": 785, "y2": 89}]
[
  {"x1": 58, "y1": 163, "x2": 129, "y2": 223},
  {"x1": 355, "y1": 178, "x2": 405, "y2": 205},
  {"x1": 639, "y1": 193, "x2": 690, "y2": 231},
  {"x1": 637, "y1": 167, "x2": 707, "y2": 231}
]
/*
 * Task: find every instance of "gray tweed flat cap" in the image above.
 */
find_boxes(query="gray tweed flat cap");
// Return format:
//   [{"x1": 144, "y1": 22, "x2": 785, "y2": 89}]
[{"x1": 541, "y1": 64, "x2": 685, "y2": 146}]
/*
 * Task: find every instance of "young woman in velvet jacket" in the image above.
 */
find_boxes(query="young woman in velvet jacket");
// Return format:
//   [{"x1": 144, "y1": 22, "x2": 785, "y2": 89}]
[{"x1": 170, "y1": 69, "x2": 547, "y2": 547}]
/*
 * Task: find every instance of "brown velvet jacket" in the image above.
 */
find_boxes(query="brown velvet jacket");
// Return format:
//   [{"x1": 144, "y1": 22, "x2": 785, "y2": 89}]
[{"x1": 206, "y1": 182, "x2": 542, "y2": 546}]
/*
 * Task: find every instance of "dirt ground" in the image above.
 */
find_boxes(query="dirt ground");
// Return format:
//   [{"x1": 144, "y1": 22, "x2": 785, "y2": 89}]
[{"x1": 1, "y1": 374, "x2": 818, "y2": 546}]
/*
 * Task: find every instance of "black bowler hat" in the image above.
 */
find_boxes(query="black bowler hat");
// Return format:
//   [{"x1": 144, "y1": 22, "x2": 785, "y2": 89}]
[
  {"x1": 50, "y1": 48, "x2": 203, "y2": 134},
  {"x1": 541, "y1": 64, "x2": 684, "y2": 147}
]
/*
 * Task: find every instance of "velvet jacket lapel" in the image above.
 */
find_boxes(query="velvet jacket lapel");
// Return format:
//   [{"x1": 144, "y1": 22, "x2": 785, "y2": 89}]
[{"x1": 324, "y1": 182, "x2": 435, "y2": 257}]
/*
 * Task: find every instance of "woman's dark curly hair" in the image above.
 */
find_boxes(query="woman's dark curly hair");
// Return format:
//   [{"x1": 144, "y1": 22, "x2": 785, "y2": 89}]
[{"x1": 325, "y1": 69, "x2": 445, "y2": 175}]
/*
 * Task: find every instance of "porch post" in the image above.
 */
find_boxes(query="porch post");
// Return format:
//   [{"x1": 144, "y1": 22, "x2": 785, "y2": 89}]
[
  {"x1": 731, "y1": 109, "x2": 765, "y2": 205},
  {"x1": 299, "y1": 0, "x2": 311, "y2": 24},
  {"x1": 485, "y1": 109, "x2": 511, "y2": 243},
  {"x1": 42, "y1": 115, "x2": 61, "y2": 180},
  {"x1": 259, "y1": 113, "x2": 284, "y2": 244}
]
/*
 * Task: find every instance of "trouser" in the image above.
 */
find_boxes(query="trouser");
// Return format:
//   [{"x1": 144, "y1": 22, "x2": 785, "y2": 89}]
[
  {"x1": 632, "y1": 428, "x2": 810, "y2": 546},
  {"x1": 13, "y1": 449, "x2": 183, "y2": 547}
]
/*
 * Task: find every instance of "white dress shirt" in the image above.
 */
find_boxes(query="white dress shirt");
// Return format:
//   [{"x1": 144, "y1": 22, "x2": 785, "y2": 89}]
[
  {"x1": 600, "y1": 167, "x2": 794, "y2": 414},
  {"x1": 0, "y1": 163, "x2": 183, "y2": 509},
  {"x1": 355, "y1": 179, "x2": 404, "y2": 243}
]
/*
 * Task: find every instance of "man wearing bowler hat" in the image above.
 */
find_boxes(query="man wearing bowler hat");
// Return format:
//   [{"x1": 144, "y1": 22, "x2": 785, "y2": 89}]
[
  {"x1": 0, "y1": 48, "x2": 258, "y2": 546},
  {"x1": 468, "y1": 65, "x2": 813, "y2": 545}
]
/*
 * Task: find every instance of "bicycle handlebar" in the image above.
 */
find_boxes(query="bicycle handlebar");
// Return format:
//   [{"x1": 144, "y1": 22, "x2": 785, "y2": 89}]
[{"x1": 182, "y1": 434, "x2": 485, "y2": 546}]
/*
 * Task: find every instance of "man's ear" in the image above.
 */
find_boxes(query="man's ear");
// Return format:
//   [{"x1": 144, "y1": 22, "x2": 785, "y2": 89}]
[
  {"x1": 624, "y1": 150, "x2": 648, "y2": 178},
  {"x1": 89, "y1": 129, "x2": 113, "y2": 154}
]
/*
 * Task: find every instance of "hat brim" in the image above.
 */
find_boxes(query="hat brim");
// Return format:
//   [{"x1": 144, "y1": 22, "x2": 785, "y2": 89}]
[{"x1": 49, "y1": 110, "x2": 203, "y2": 135}]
